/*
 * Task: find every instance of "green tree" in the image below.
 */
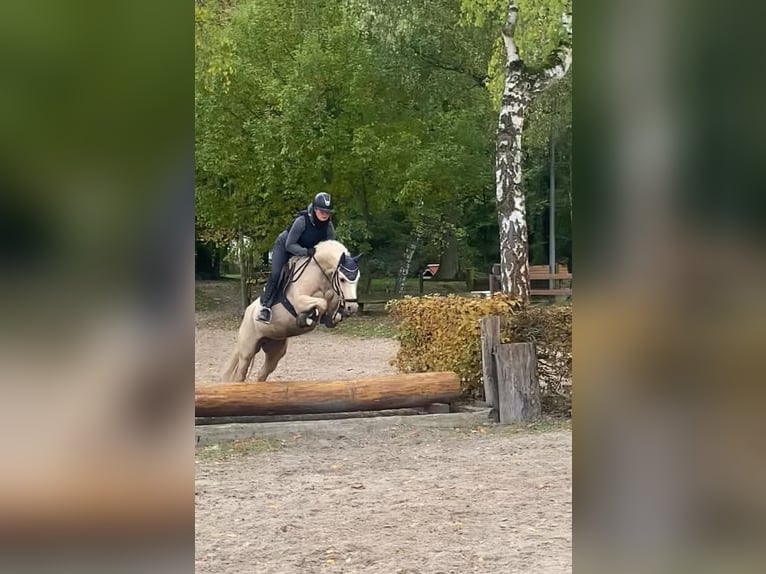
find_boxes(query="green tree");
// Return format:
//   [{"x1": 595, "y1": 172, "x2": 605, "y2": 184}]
[{"x1": 462, "y1": 0, "x2": 572, "y2": 298}]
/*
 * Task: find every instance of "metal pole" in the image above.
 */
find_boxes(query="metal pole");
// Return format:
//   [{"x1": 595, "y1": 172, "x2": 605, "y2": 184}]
[{"x1": 549, "y1": 134, "x2": 556, "y2": 289}]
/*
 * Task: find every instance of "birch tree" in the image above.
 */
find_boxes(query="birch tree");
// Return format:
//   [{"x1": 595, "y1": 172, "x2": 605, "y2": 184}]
[{"x1": 463, "y1": 0, "x2": 572, "y2": 297}]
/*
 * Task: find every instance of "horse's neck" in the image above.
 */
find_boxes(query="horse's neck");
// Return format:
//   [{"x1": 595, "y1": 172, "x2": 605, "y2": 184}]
[{"x1": 286, "y1": 260, "x2": 334, "y2": 298}]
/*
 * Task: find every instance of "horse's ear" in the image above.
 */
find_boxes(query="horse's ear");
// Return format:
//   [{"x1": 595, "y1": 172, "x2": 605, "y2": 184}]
[
  {"x1": 352, "y1": 253, "x2": 361, "y2": 263},
  {"x1": 339, "y1": 252, "x2": 346, "y2": 264}
]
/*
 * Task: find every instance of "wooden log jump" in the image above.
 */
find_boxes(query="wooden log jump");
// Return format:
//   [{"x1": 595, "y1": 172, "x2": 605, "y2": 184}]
[{"x1": 195, "y1": 371, "x2": 460, "y2": 417}]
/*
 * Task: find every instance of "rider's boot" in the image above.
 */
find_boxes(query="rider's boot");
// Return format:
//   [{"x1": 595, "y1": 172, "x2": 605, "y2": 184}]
[{"x1": 257, "y1": 278, "x2": 276, "y2": 323}]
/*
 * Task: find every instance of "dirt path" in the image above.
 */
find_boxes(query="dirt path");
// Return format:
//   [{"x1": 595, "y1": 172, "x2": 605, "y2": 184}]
[
  {"x1": 195, "y1": 427, "x2": 571, "y2": 574},
  {"x1": 195, "y1": 281, "x2": 571, "y2": 573},
  {"x1": 196, "y1": 327, "x2": 399, "y2": 383}
]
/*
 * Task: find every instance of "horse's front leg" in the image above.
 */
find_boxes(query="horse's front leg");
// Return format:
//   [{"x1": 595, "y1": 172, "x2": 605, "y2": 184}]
[{"x1": 294, "y1": 295, "x2": 329, "y2": 328}]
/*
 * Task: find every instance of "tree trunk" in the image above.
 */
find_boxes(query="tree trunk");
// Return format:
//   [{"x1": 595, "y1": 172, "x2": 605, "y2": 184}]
[
  {"x1": 396, "y1": 199, "x2": 425, "y2": 296},
  {"x1": 238, "y1": 236, "x2": 250, "y2": 312},
  {"x1": 549, "y1": 133, "x2": 556, "y2": 290},
  {"x1": 360, "y1": 173, "x2": 373, "y2": 295},
  {"x1": 496, "y1": 63, "x2": 531, "y2": 298},
  {"x1": 434, "y1": 228, "x2": 459, "y2": 280},
  {"x1": 495, "y1": 1, "x2": 572, "y2": 298},
  {"x1": 194, "y1": 240, "x2": 221, "y2": 280},
  {"x1": 395, "y1": 234, "x2": 420, "y2": 296}
]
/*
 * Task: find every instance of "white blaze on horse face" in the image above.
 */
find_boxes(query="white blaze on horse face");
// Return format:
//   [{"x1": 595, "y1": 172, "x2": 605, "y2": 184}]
[{"x1": 341, "y1": 277, "x2": 359, "y2": 314}]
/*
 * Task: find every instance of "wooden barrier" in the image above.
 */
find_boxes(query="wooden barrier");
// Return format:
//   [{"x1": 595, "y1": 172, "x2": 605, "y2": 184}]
[
  {"x1": 196, "y1": 371, "x2": 460, "y2": 417},
  {"x1": 480, "y1": 316, "x2": 541, "y2": 423}
]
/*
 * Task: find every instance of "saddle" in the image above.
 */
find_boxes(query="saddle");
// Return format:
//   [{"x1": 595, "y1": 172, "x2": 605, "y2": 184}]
[
  {"x1": 273, "y1": 259, "x2": 338, "y2": 327},
  {"x1": 273, "y1": 261, "x2": 298, "y2": 318}
]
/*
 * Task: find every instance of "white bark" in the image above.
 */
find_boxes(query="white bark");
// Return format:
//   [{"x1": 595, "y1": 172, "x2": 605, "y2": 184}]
[
  {"x1": 395, "y1": 198, "x2": 425, "y2": 296},
  {"x1": 495, "y1": 1, "x2": 572, "y2": 299},
  {"x1": 395, "y1": 234, "x2": 420, "y2": 296},
  {"x1": 501, "y1": 4, "x2": 520, "y2": 65},
  {"x1": 531, "y1": 8, "x2": 573, "y2": 94}
]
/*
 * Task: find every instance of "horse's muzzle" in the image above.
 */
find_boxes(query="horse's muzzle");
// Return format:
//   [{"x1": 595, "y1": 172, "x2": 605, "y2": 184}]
[{"x1": 341, "y1": 300, "x2": 359, "y2": 317}]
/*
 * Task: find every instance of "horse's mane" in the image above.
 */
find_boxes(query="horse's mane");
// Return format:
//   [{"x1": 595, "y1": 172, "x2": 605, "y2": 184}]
[
  {"x1": 312, "y1": 240, "x2": 349, "y2": 272},
  {"x1": 288, "y1": 240, "x2": 348, "y2": 274}
]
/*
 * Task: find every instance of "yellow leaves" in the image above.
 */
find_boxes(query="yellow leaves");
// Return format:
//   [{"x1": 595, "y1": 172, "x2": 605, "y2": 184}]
[
  {"x1": 325, "y1": 547, "x2": 338, "y2": 565},
  {"x1": 390, "y1": 294, "x2": 570, "y2": 398}
]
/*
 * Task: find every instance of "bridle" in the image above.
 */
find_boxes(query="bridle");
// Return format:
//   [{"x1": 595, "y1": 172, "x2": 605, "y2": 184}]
[{"x1": 311, "y1": 254, "x2": 359, "y2": 316}]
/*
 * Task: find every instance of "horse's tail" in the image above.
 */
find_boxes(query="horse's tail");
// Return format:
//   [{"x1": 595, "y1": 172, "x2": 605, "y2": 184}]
[{"x1": 221, "y1": 348, "x2": 241, "y2": 382}]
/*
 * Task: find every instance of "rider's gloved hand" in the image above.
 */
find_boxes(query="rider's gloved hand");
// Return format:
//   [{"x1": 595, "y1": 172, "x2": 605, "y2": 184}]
[{"x1": 307, "y1": 247, "x2": 316, "y2": 257}]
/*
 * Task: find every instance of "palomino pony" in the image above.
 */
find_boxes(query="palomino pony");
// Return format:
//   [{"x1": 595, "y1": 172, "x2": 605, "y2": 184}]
[{"x1": 222, "y1": 240, "x2": 361, "y2": 382}]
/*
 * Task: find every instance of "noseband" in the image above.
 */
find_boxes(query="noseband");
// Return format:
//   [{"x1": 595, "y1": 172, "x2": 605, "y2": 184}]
[{"x1": 312, "y1": 254, "x2": 359, "y2": 314}]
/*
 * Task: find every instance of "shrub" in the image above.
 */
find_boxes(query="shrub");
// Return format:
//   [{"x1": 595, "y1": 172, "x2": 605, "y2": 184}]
[{"x1": 388, "y1": 294, "x2": 571, "y2": 413}]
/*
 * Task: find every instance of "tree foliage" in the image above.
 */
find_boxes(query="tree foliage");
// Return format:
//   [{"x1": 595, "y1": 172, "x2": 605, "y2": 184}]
[{"x1": 195, "y1": 0, "x2": 572, "y2": 283}]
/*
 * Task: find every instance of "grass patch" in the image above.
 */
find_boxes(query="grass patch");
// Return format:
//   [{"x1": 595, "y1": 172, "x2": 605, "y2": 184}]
[
  {"x1": 331, "y1": 313, "x2": 398, "y2": 339},
  {"x1": 196, "y1": 437, "x2": 282, "y2": 462},
  {"x1": 492, "y1": 416, "x2": 572, "y2": 435},
  {"x1": 451, "y1": 416, "x2": 571, "y2": 438}
]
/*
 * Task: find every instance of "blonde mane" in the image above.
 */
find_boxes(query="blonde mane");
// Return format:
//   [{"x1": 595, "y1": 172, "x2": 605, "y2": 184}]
[{"x1": 294, "y1": 239, "x2": 348, "y2": 273}]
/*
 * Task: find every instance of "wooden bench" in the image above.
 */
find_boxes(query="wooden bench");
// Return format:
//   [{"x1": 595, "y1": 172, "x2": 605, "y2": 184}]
[
  {"x1": 489, "y1": 263, "x2": 572, "y2": 297},
  {"x1": 528, "y1": 264, "x2": 572, "y2": 297}
]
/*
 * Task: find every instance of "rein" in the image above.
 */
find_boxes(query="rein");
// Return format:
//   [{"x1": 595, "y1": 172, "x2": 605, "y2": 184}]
[
  {"x1": 310, "y1": 255, "x2": 358, "y2": 313},
  {"x1": 282, "y1": 252, "x2": 358, "y2": 317}
]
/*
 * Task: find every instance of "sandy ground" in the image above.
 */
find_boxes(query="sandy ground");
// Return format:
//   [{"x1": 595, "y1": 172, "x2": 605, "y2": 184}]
[
  {"x1": 195, "y1": 281, "x2": 572, "y2": 573},
  {"x1": 195, "y1": 327, "x2": 399, "y2": 383},
  {"x1": 195, "y1": 428, "x2": 572, "y2": 574}
]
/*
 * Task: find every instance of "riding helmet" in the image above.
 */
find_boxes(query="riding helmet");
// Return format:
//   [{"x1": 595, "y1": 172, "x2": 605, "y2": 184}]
[{"x1": 312, "y1": 192, "x2": 333, "y2": 214}]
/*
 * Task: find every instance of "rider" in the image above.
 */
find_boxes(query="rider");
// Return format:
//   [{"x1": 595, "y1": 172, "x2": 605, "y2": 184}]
[{"x1": 256, "y1": 192, "x2": 335, "y2": 323}]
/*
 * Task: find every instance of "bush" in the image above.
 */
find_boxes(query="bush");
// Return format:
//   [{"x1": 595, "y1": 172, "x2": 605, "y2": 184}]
[{"x1": 388, "y1": 294, "x2": 572, "y2": 413}]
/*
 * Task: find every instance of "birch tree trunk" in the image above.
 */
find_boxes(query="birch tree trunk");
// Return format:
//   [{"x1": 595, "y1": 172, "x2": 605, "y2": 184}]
[
  {"x1": 495, "y1": 2, "x2": 572, "y2": 298},
  {"x1": 395, "y1": 198, "x2": 425, "y2": 296},
  {"x1": 395, "y1": 232, "x2": 421, "y2": 296},
  {"x1": 238, "y1": 235, "x2": 250, "y2": 312}
]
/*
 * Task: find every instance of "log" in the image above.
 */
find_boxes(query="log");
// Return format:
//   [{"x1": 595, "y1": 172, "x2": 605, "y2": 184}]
[
  {"x1": 480, "y1": 316, "x2": 502, "y2": 423},
  {"x1": 195, "y1": 372, "x2": 460, "y2": 417},
  {"x1": 494, "y1": 343, "x2": 541, "y2": 423}
]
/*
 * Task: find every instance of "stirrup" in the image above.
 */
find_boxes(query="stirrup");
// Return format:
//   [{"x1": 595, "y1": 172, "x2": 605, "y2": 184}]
[{"x1": 257, "y1": 307, "x2": 272, "y2": 324}]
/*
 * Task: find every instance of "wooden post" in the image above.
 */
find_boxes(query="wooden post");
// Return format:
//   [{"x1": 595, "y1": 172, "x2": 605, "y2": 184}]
[
  {"x1": 494, "y1": 343, "x2": 541, "y2": 423},
  {"x1": 480, "y1": 316, "x2": 501, "y2": 422}
]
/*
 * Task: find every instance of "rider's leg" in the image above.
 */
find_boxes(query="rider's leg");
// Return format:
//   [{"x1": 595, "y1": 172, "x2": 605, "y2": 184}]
[{"x1": 257, "y1": 240, "x2": 289, "y2": 323}]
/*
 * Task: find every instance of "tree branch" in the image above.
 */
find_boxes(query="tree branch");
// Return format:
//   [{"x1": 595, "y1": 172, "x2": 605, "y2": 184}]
[
  {"x1": 410, "y1": 46, "x2": 491, "y2": 88},
  {"x1": 530, "y1": 8, "x2": 572, "y2": 94},
  {"x1": 501, "y1": 3, "x2": 520, "y2": 66}
]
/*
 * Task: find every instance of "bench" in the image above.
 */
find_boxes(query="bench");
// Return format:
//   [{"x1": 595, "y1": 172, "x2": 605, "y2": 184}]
[
  {"x1": 490, "y1": 263, "x2": 572, "y2": 297},
  {"x1": 528, "y1": 264, "x2": 572, "y2": 297}
]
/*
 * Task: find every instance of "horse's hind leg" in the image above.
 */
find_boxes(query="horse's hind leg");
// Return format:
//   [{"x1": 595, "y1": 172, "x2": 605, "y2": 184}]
[
  {"x1": 255, "y1": 338, "x2": 287, "y2": 382},
  {"x1": 222, "y1": 307, "x2": 262, "y2": 382}
]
